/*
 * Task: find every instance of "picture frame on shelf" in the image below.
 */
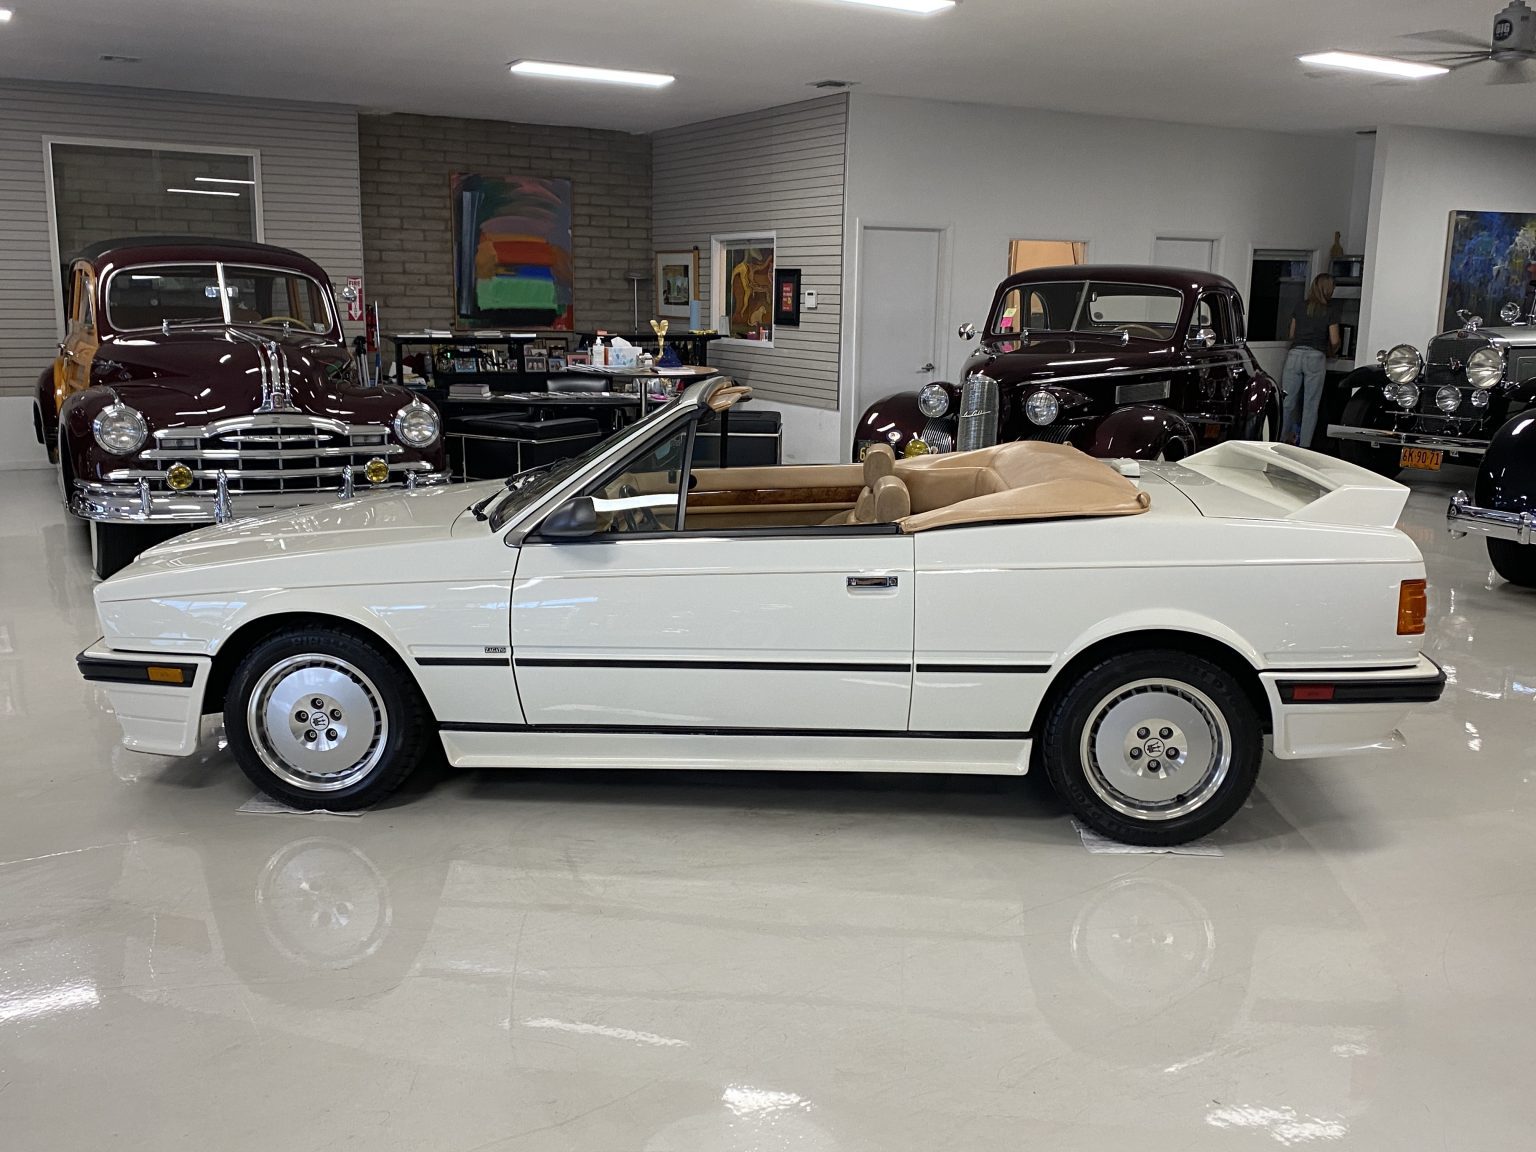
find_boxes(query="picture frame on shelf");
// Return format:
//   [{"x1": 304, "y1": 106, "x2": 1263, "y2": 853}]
[
  {"x1": 656, "y1": 249, "x2": 696, "y2": 319},
  {"x1": 774, "y1": 268, "x2": 802, "y2": 328}
]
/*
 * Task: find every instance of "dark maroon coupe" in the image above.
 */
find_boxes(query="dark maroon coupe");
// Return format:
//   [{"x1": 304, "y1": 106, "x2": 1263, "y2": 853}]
[
  {"x1": 34, "y1": 237, "x2": 448, "y2": 577},
  {"x1": 853, "y1": 265, "x2": 1278, "y2": 462}
]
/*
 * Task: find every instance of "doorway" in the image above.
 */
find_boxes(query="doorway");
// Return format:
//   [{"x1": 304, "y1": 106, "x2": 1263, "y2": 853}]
[{"x1": 856, "y1": 226, "x2": 943, "y2": 423}]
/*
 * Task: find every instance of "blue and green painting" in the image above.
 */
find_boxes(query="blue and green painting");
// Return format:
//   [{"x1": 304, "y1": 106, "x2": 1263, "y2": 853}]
[{"x1": 451, "y1": 173, "x2": 574, "y2": 329}]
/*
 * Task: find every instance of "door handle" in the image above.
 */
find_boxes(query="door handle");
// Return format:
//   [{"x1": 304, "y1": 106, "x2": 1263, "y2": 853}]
[
  {"x1": 917, "y1": 362, "x2": 935, "y2": 374},
  {"x1": 847, "y1": 575, "x2": 898, "y2": 589}
]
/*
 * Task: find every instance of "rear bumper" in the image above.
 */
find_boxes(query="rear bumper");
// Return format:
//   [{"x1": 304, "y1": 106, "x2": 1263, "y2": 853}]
[
  {"x1": 1327, "y1": 424, "x2": 1488, "y2": 457},
  {"x1": 77, "y1": 640, "x2": 211, "y2": 757},
  {"x1": 1447, "y1": 490, "x2": 1535, "y2": 544},
  {"x1": 71, "y1": 468, "x2": 450, "y2": 524},
  {"x1": 1261, "y1": 654, "x2": 1444, "y2": 760}
]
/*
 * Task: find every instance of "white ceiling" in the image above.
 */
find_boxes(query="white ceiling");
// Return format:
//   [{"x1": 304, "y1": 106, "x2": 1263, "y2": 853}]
[{"x1": 2, "y1": 0, "x2": 1527, "y2": 137}]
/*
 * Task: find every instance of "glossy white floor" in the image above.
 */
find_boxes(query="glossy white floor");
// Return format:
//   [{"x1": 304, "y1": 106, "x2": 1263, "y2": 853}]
[{"x1": 1, "y1": 463, "x2": 1532, "y2": 1151}]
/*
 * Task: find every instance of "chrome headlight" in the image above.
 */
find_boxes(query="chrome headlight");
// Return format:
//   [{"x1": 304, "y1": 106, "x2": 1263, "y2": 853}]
[
  {"x1": 1501, "y1": 301, "x2": 1523, "y2": 324},
  {"x1": 92, "y1": 402, "x2": 148, "y2": 455},
  {"x1": 1466, "y1": 346, "x2": 1504, "y2": 389},
  {"x1": 917, "y1": 383, "x2": 951, "y2": 419},
  {"x1": 1435, "y1": 386, "x2": 1461, "y2": 413},
  {"x1": 1025, "y1": 390, "x2": 1059, "y2": 426},
  {"x1": 1381, "y1": 344, "x2": 1423, "y2": 385},
  {"x1": 1392, "y1": 384, "x2": 1420, "y2": 410},
  {"x1": 393, "y1": 399, "x2": 440, "y2": 447},
  {"x1": 1470, "y1": 388, "x2": 1490, "y2": 408}
]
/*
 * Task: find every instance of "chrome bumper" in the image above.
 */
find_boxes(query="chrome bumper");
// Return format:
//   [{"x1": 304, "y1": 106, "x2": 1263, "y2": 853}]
[
  {"x1": 71, "y1": 467, "x2": 451, "y2": 524},
  {"x1": 1447, "y1": 491, "x2": 1535, "y2": 544},
  {"x1": 1327, "y1": 424, "x2": 1488, "y2": 457}
]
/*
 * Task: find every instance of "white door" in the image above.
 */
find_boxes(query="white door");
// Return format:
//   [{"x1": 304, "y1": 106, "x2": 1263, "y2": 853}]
[
  {"x1": 856, "y1": 226, "x2": 942, "y2": 418},
  {"x1": 1152, "y1": 237, "x2": 1216, "y2": 272}
]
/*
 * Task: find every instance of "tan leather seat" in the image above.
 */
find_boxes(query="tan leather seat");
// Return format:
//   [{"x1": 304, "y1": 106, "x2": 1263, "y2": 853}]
[
  {"x1": 869, "y1": 473, "x2": 910, "y2": 522},
  {"x1": 862, "y1": 443, "x2": 896, "y2": 485}
]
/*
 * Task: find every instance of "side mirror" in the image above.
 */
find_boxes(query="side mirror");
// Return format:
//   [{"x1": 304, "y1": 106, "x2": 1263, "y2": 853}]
[
  {"x1": 339, "y1": 284, "x2": 359, "y2": 304},
  {"x1": 539, "y1": 495, "x2": 599, "y2": 538},
  {"x1": 958, "y1": 322, "x2": 977, "y2": 341},
  {"x1": 1187, "y1": 327, "x2": 1217, "y2": 350}
]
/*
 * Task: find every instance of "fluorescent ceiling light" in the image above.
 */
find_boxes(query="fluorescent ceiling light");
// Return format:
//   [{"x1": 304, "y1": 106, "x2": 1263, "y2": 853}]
[
  {"x1": 194, "y1": 176, "x2": 255, "y2": 185},
  {"x1": 832, "y1": 0, "x2": 956, "y2": 12},
  {"x1": 509, "y1": 60, "x2": 674, "y2": 88},
  {"x1": 0, "y1": 9, "x2": 12, "y2": 22},
  {"x1": 1297, "y1": 51, "x2": 1448, "y2": 79},
  {"x1": 166, "y1": 186, "x2": 241, "y2": 196}
]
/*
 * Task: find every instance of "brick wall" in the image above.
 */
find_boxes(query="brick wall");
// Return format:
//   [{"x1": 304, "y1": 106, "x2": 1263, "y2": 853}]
[{"x1": 358, "y1": 113, "x2": 653, "y2": 336}]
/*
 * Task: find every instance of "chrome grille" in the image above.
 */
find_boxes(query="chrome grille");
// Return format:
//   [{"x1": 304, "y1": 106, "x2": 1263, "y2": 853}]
[
  {"x1": 1019, "y1": 423, "x2": 1076, "y2": 444},
  {"x1": 956, "y1": 373, "x2": 1000, "y2": 452},
  {"x1": 116, "y1": 414, "x2": 405, "y2": 495}
]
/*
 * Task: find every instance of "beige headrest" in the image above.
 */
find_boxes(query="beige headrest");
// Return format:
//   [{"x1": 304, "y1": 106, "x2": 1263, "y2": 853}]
[
  {"x1": 862, "y1": 443, "x2": 896, "y2": 486},
  {"x1": 706, "y1": 383, "x2": 752, "y2": 412},
  {"x1": 871, "y1": 474, "x2": 911, "y2": 523}
]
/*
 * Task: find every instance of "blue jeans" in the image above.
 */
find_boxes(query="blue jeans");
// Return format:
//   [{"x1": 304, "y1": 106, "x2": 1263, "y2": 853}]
[{"x1": 1281, "y1": 347, "x2": 1327, "y2": 447}]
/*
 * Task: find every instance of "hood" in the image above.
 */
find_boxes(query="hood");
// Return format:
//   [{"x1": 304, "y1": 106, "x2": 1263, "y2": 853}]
[
  {"x1": 93, "y1": 327, "x2": 404, "y2": 426},
  {"x1": 967, "y1": 333, "x2": 1181, "y2": 387},
  {"x1": 95, "y1": 481, "x2": 505, "y2": 601}
]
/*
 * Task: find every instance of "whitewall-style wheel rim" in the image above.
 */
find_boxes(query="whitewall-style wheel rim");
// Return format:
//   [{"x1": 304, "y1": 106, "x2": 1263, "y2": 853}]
[
  {"x1": 1078, "y1": 678, "x2": 1231, "y2": 821},
  {"x1": 247, "y1": 654, "x2": 389, "y2": 792}
]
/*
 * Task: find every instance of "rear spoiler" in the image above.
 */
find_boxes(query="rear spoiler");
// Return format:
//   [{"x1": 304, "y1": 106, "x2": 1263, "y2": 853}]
[{"x1": 1178, "y1": 441, "x2": 1410, "y2": 530}]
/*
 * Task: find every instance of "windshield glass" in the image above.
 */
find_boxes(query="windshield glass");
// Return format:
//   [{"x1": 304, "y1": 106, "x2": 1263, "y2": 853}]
[
  {"x1": 991, "y1": 281, "x2": 1185, "y2": 340},
  {"x1": 107, "y1": 263, "x2": 335, "y2": 333}
]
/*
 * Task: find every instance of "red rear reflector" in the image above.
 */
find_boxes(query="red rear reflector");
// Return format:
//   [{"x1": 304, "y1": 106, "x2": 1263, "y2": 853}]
[
  {"x1": 147, "y1": 666, "x2": 185, "y2": 685},
  {"x1": 1398, "y1": 579, "x2": 1427, "y2": 635},
  {"x1": 1293, "y1": 684, "x2": 1336, "y2": 702}
]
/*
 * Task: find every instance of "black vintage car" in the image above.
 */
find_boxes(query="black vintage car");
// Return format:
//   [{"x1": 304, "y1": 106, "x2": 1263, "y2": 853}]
[
  {"x1": 852, "y1": 265, "x2": 1278, "y2": 462},
  {"x1": 1329, "y1": 303, "x2": 1536, "y2": 478},
  {"x1": 1448, "y1": 412, "x2": 1536, "y2": 587}
]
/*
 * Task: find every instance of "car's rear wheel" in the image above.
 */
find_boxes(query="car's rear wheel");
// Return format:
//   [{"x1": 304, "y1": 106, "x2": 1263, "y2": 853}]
[
  {"x1": 1039, "y1": 650, "x2": 1262, "y2": 845},
  {"x1": 224, "y1": 628, "x2": 430, "y2": 809},
  {"x1": 1489, "y1": 539, "x2": 1536, "y2": 589},
  {"x1": 1336, "y1": 390, "x2": 1402, "y2": 478}
]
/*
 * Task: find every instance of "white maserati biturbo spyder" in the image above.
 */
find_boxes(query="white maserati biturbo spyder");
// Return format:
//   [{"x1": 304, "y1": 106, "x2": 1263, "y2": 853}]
[{"x1": 79, "y1": 378, "x2": 1442, "y2": 844}]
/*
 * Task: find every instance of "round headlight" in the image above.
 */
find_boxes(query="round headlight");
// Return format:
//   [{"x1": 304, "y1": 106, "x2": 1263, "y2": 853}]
[
  {"x1": 917, "y1": 382, "x2": 951, "y2": 419},
  {"x1": 1025, "y1": 390, "x2": 1060, "y2": 426},
  {"x1": 92, "y1": 402, "x2": 148, "y2": 455},
  {"x1": 1470, "y1": 388, "x2": 1490, "y2": 409},
  {"x1": 393, "y1": 399, "x2": 440, "y2": 447},
  {"x1": 1393, "y1": 384, "x2": 1420, "y2": 410},
  {"x1": 1435, "y1": 385, "x2": 1461, "y2": 413},
  {"x1": 922, "y1": 427, "x2": 954, "y2": 453},
  {"x1": 1466, "y1": 346, "x2": 1504, "y2": 389},
  {"x1": 1500, "y1": 301, "x2": 1523, "y2": 324},
  {"x1": 1382, "y1": 344, "x2": 1423, "y2": 385}
]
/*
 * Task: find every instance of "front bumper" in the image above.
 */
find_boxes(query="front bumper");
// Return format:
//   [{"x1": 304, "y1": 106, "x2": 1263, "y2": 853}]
[
  {"x1": 1261, "y1": 653, "x2": 1444, "y2": 760},
  {"x1": 78, "y1": 640, "x2": 213, "y2": 757},
  {"x1": 71, "y1": 466, "x2": 451, "y2": 524},
  {"x1": 1327, "y1": 424, "x2": 1489, "y2": 458},
  {"x1": 1447, "y1": 491, "x2": 1535, "y2": 544}
]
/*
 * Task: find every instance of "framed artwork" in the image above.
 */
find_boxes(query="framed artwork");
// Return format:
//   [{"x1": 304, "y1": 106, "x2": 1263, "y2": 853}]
[
  {"x1": 451, "y1": 173, "x2": 574, "y2": 330},
  {"x1": 714, "y1": 234, "x2": 775, "y2": 342},
  {"x1": 656, "y1": 249, "x2": 695, "y2": 319},
  {"x1": 1441, "y1": 210, "x2": 1536, "y2": 331},
  {"x1": 774, "y1": 267, "x2": 801, "y2": 327}
]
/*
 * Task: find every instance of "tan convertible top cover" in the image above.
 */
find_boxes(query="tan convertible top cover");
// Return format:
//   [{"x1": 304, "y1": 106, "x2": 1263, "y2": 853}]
[{"x1": 893, "y1": 441, "x2": 1151, "y2": 532}]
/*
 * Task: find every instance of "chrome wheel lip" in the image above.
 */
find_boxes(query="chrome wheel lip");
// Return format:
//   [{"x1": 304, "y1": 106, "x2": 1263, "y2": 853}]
[
  {"x1": 247, "y1": 654, "x2": 388, "y2": 793},
  {"x1": 1079, "y1": 677, "x2": 1231, "y2": 822}
]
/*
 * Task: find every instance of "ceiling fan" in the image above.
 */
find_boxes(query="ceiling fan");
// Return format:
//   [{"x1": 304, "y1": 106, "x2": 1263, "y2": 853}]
[{"x1": 1385, "y1": 0, "x2": 1536, "y2": 84}]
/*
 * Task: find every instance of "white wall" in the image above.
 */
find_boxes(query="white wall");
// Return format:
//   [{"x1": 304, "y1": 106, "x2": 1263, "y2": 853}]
[
  {"x1": 1358, "y1": 124, "x2": 1536, "y2": 362},
  {"x1": 837, "y1": 93, "x2": 1358, "y2": 455}
]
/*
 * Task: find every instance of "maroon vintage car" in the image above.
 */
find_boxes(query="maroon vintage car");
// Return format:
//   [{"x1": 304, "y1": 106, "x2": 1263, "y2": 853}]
[
  {"x1": 853, "y1": 265, "x2": 1278, "y2": 462},
  {"x1": 34, "y1": 237, "x2": 449, "y2": 577}
]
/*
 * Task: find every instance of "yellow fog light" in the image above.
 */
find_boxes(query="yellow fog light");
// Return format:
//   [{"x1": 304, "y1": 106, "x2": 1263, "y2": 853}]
[
  {"x1": 363, "y1": 457, "x2": 390, "y2": 485},
  {"x1": 904, "y1": 439, "x2": 930, "y2": 458},
  {"x1": 166, "y1": 463, "x2": 194, "y2": 491}
]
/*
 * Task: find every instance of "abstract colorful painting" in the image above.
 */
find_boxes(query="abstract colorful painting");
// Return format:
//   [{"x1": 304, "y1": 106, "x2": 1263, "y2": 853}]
[
  {"x1": 1441, "y1": 210, "x2": 1536, "y2": 331},
  {"x1": 451, "y1": 173, "x2": 574, "y2": 329},
  {"x1": 722, "y1": 239, "x2": 774, "y2": 340}
]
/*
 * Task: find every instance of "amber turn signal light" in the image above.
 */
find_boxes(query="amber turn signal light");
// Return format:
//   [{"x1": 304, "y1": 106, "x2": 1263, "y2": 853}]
[
  {"x1": 363, "y1": 457, "x2": 390, "y2": 485},
  {"x1": 165, "y1": 463, "x2": 194, "y2": 491},
  {"x1": 1397, "y1": 579, "x2": 1427, "y2": 635},
  {"x1": 146, "y1": 666, "x2": 186, "y2": 685}
]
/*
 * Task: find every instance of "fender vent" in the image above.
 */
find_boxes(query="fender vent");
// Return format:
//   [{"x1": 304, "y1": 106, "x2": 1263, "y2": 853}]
[{"x1": 1114, "y1": 380, "x2": 1171, "y2": 405}]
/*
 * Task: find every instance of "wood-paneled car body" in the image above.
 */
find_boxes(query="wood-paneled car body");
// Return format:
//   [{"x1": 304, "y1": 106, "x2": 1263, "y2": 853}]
[
  {"x1": 853, "y1": 265, "x2": 1279, "y2": 463},
  {"x1": 78, "y1": 378, "x2": 1441, "y2": 846},
  {"x1": 34, "y1": 237, "x2": 449, "y2": 577}
]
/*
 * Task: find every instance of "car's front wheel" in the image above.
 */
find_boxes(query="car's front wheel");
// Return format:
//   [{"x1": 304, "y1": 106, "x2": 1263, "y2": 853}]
[
  {"x1": 1489, "y1": 540, "x2": 1536, "y2": 589},
  {"x1": 1039, "y1": 650, "x2": 1262, "y2": 845},
  {"x1": 90, "y1": 521, "x2": 147, "y2": 580},
  {"x1": 224, "y1": 628, "x2": 430, "y2": 809},
  {"x1": 1335, "y1": 390, "x2": 1402, "y2": 478}
]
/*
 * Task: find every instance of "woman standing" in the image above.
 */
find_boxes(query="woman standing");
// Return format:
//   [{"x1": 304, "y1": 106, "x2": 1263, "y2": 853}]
[{"x1": 1281, "y1": 273, "x2": 1342, "y2": 448}]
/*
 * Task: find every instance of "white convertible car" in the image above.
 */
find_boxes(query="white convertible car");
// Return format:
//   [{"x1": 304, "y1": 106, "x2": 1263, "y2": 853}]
[{"x1": 79, "y1": 378, "x2": 1442, "y2": 844}]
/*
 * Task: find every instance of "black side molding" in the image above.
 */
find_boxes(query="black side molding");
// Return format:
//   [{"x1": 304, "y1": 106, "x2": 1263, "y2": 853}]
[
  {"x1": 439, "y1": 721, "x2": 1032, "y2": 741},
  {"x1": 1276, "y1": 665, "x2": 1446, "y2": 705},
  {"x1": 77, "y1": 652, "x2": 198, "y2": 687}
]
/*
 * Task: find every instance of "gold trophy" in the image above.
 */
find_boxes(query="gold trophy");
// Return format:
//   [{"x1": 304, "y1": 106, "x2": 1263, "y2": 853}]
[{"x1": 649, "y1": 318, "x2": 669, "y2": 366}]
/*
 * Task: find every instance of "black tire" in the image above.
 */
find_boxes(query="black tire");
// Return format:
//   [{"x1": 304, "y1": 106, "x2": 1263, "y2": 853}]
[
  {"x1": 90, "y1": 520, "x2": 148, "y2": 579},
  {"x1": 1039, "y1": 649, "x2": 1262, "y2": 846},
  {"x1": 1335, "y1": 390, "x2": 1401, "y2": 478},
  {"x1": 224, "y1": 627, "x2": 431, "y2": 810},
  {"x1": 1489, "y1": 539, "x2": 1536, "y2": 588}
]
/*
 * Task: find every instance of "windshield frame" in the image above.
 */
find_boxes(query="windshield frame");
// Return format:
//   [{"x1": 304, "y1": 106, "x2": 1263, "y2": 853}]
[
  {"x1": 103, "y1": 260, "x2": 339, "y2": 336},
  {"x1": 988, "y1": 279, "x2": 1189, "y2": 340}
]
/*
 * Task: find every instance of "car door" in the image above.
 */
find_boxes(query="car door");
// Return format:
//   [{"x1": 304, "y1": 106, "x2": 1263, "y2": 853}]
[
  {"x1": 60, "y1": 264, "x2": 98, "y2": 399},
  {"x1": 510, "y1": 419, "x2": 917, "y2": 731}
]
